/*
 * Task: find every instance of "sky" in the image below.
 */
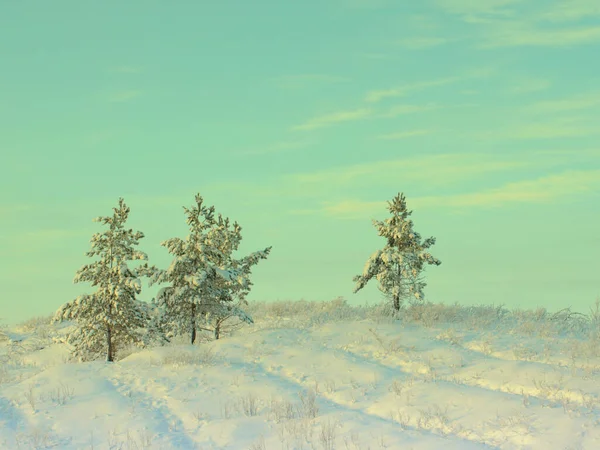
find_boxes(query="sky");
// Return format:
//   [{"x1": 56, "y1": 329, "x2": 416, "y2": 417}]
[{"x1": 1, "y1": 0, "x2": 599, "y2": 325}]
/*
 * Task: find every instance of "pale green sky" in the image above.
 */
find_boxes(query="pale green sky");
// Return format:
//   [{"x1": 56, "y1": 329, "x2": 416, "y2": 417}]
[{"x1": 1, "y1": 0, "x2": 599, "y2": 325}]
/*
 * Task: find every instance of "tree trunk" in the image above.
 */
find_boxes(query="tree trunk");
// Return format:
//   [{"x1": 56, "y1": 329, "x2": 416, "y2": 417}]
[
  {"x1": 106, "y1": 325, "x2": 113, "y2": 362},
  {"x1": 214, "y1": 320, "x2": 221, "y2": 340},
  {"x1": 191, "y1": 303, "x2": 197, "y2": 345},
  {"x1": 393, "y1": 293, "x2": 400, "y2": 312},
  {"x1": 107, "y1": 247, "x2": 115, "y2": 362}
]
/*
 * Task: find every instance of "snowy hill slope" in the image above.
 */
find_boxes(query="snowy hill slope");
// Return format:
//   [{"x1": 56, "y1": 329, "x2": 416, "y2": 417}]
[{"x1": 1, "y1": 298, "x2": 599, "y2": 449}]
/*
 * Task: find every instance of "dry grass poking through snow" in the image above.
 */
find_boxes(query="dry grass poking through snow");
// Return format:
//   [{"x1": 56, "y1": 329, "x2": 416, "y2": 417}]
[{"x1": 1, "y1": 297, "x2": 600, "y2": 449}]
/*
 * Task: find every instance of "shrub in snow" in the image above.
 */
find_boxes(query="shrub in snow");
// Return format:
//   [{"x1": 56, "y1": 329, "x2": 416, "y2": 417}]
[
  {"x1": 52, "y1": 198, "x2": 156, "y2": 362},
  {"x1": 148, "y1": 193, "x2": 271, "y2": 344},
  {"x1": 353, "y1": 192, "x2": 441, "y2": 312}
]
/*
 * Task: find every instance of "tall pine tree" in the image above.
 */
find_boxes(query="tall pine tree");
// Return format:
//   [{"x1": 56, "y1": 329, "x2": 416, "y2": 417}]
[
  {"x1": 353, "y1": 193, "x2": 441, "y2": 312},
  {"x1": 148, "y1": 194, "x2": 271, "y2": 344},
  {"x1": 52, "y1": 198, "x2": 155, "y2": 362}
]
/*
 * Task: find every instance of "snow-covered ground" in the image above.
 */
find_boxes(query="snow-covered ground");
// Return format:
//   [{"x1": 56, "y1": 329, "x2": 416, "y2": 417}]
[{"x1": 1, "y1": 298, "x2": 600, "y2": 450}]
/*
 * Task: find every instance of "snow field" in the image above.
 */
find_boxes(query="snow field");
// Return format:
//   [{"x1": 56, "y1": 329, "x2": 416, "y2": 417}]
[{"x1": 0, "y1": 298, "x2": 599, "y2": 449}]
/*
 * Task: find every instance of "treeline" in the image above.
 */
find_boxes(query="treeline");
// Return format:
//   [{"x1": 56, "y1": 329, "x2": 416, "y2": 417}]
[{"x1": 53, "y1": 192, "x2": 440, "y2": 363}]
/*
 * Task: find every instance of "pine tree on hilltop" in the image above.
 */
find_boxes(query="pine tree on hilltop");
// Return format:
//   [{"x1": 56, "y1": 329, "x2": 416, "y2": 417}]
[
  {"x1": 52, "y1": 198, "x2": 156, "y2": 362},
  {"x1": 148, "y1": 194, "x2": 271, "y2": 344},
  {"x1": 353, "y1": 193, "x2": 441, "y2": 312},
  {"x1": 199, "y1": 212, "x2": 271, "y2": 339}
]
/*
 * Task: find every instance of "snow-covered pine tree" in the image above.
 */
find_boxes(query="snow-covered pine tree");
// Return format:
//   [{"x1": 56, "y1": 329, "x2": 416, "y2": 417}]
[
  {"x1": 136, "y1": 298, "x2": 172, "y2": 347},
  {"x1": 52, "y1": 198, "x2": 156, "y2": 362},
  {"x1": 198, "y1": 213, "x2": 271, "y2": 339},
  {"x1": 353, "y1": 193, "x2": 441, "y2": 312},
  {"x1": 148, "y1": 194, "x2": 271, "y2": 344}
]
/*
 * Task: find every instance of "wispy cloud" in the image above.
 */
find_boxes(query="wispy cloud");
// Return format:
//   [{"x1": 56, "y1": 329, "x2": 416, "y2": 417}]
[
  {"x1": 376, "y1": 129, "x2": 434, "y2": 139},
  {"x1": 435, "y1": 0, "x2": 523, "y2": 16},
  {"x1": 289, "y1": 199, "x2": 386, "y2": 219},
  {"x1": 534, "y1": 147, "x2": 600, "y2": 159},
  {"x1": 190, "y1": 153, "x2": 535, "y2": 208},
  {"x1": 474, "y1": 120, "x2": 600, "y2": 141},
  {"x1": 271, "y1": 74, "x2": 351, "y2": 89},
  {"x1": 540, "y1": 0, "x2": 600, "y2": 22},
  {"x1": 523, "y1": 92, "x2": 600, "y2": 114},
  {"x1": 425, "y1": 169, "x2": 600, "y2": 208},
  {"x1": 108, "y1": 90, "x2": 142, "y2": 102},
  {"x1": 294, "y1": 169, "x2": 600, "y2": 219},
  {"x1": 365, "y1": 66, "x2": 497, "y2": 103},
  {"x1": 435, "y1": 0, "x2": 600, "y2": 47},
  {"x1": 287, "y1": 153, "x2": 530, "y2": 188},
  {"x1": 291, "y1": 109, "x2": 372, "y2": 131},
  {"x1": 365, "y1": 76, "x2": 461, "y2": 103},
  {"x1": 378, "y1": 103, "x2": 441, "y2": 117},
  {"x1": 512, "y1": 123, "x2": 600, "y2": 139},
  {"x1": 480, "y1": 23, "x2": 600, "y2": 48},
  {"x1": 471, "y1": 113, "x2": 600, "y2": 141},
  {"x1": 89, "y1": 149, "x2": 599, "y2": 221},
  {"x1": 235, "y1": 140, "x2": 315, "y2": 156}
]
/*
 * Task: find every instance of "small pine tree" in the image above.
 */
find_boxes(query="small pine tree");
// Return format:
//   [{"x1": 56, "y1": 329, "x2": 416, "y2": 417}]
[
  {"x1": 353, "y1": 193, "x2": 441, "y2": 312},
  {"x1": 149, "y1": 194, "x2": 271, "y2": 344},
  {"x1": 52, "y1": 198, "x2": 155, "y2": 362},
  {"x1": 200, "y1": 212, "x2": 271, "y2": 339}
]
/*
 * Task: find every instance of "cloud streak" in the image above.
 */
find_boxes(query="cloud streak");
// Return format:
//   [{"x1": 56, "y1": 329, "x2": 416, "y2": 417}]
[
  {"x1": 365, "y1": 66, "x2": 497, "y2": 103},
  {"x1": 540, "y1": 0, "x2": 600, "y2": 22},
  {"x1": 376, "y1": 129, "x2": 434, "y2": 139},
  {"x1": 365, "y1": 76, "x2": 461, "y2": 103},
  {"x1": 523, "y1": 92, "x2": 600, "y2": 114},
  {"x1": 271, "y1": 74, "x2": 351, "y2": 89},
  {"x1": 473, "y1": 116, "x2": 600, "y2": 140},
  {"x1": 286, "y1": 153, "x2": 530, "y2": 188},
  {"x1": 514, "y1": 124, "x2": 599, "y2": 139},
  {"x1": 435, "y1": 0, "x2": 600, "y2": 48},
  {"x1": 378, "y1": 103, "x2": 441, "y2": 117},
  {"x1": 235, "y1": 140, "x2": 315, "y2": 156},
  {"x1": 435, "y1": 0, "x2": 524, "y2": 16},
  {"x1": 294, "y1": 169, "x2": 600, "y2": 219},
  {"x1": 479, "y1": 23, "x2": 600, "y2": 48},
  {"x1": 426, "y1": 169, "x2": 600, "y2": 207},
  {"x1": 291, "y1": 109, "x2": 372, "y2": 131}
]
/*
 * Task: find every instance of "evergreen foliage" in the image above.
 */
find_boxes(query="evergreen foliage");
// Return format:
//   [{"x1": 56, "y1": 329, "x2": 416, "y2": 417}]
[
  {"x1": 353, "y1": 193, "x2": 441, "y2": 312},
  {"x1": 148, "y1": 194, "x2": 271, "y2": 344},
  {"x1": 52, "y1": 198, "x2": 156, "y2": 362}
]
